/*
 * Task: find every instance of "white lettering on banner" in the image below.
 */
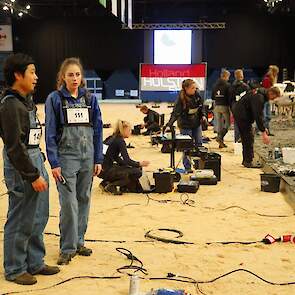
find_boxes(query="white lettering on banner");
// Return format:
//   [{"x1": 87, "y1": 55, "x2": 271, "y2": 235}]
[
  {"x1": 148, "y1": 69, "x2": 191, "y2": 77},
  {"x1": 67, "y1": 108, "x2": 89, "y2": 124},
  {"x1": 141, "y1": 77, "x2": 205, "y2": 91}
]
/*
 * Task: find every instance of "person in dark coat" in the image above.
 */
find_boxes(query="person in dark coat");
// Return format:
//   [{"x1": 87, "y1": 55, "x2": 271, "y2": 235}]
[
  {"x1": 139, "y1": 105, "x2": 161, "y2": 135},
  {"x1": 99, "y1": 120, "x2": 150, "y2": 195},
  {"x1": 165, "y1": 79, "x2": 207, "y2": 172},
  {"x1": 230, "y1": 69, "x2": 250, "y2": 142},
  {"x1": 212, "y1": 70, "x2": 231, "y2": 148},
  {"x1": 232, "y1": 87, "x2": 281, "y2": 168}
]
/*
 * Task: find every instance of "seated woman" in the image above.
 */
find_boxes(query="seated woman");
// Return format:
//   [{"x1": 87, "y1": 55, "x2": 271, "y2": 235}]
[{"x1": 99, "y1": 120, "x2": 149, "y2": 195}]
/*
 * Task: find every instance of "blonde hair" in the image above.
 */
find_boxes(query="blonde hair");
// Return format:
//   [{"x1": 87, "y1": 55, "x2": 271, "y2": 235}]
[
  {"x1": 221, "y1": 69, "x2": 230, "y2": 80},
  {"x1": 113, "y1": 120, "x2": 131, "y2": 137},
  {"x1": 267, "y1": 86, "x2": 281, "y2": 97},
  {"x1": 234, "y1": 69, "x2": 244, "y2": 80},
  {"x1": 267, "y1": 65, "x2": 279, "y2": 85},
  {"x1": 180, "y1": 79, "x2": 196, "y2": 109},
  {"x1": 56, "y1": 57, "x2": 86, "y2": 90}
]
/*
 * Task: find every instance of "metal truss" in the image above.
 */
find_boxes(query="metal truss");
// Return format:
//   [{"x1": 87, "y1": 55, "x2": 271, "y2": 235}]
[{"x1": 122, "y1": 22, "x2": 226, "y2": 30}]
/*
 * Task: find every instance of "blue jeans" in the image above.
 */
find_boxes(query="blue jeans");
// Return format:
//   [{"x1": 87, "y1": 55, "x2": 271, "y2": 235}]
[
  {"x1": 181, "y1": 126, "x2": 202, "y2": 170},
  {"x1": 263, "y1": 101, "x2": 271, "y2": 130},
  {"x1": 57, "y1": 126, "x2": 94, "y2": 255},
  {"x1": 3, "y1": 148, "x2": 49, "y2": 280}
]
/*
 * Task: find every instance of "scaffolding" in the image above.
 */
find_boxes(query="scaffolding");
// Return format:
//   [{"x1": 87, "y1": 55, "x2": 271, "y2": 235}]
[{"x1": 122, "y1": 22, "x2": 226, "y2": 30}]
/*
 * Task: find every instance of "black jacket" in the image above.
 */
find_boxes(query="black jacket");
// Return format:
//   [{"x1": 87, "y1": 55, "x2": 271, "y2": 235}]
[
  {"x1": 229, "y1": 80, "x2": 250, "y2": 107},
  {"x1": 212, "y1": 79, "x2": 231, "y2": 106},
  {"x1": 103, "y1": 135, "x2": 140, "y2": 171},
  {"x1": 144, "y1": 109, "x2": 160, "y2": 127},
  {"x1": 232, "y1": 88, "x2": 268, "y2": 132},
  {"x1": 167, "y1": 92, "x2": 205, "y2": 129},
  {"x1": 0, "y1": 89, "x2": 40, "y2": 182}
]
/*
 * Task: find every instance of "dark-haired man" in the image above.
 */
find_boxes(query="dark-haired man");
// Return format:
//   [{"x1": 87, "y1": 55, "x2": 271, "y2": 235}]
[
  {"x1": 232, "y1": 87, "x2": 281, "y2": 168},
  {"x1": 0, "y1": 53, "x2": 60, "y2": 285}
]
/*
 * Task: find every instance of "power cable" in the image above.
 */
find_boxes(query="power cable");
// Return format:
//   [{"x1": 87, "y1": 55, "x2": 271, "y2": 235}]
[
  {"x1": 204, "y1": 205, "x2": 295, "y2": 218},
  {"x1": 0, "y1": 276, "x2": 121, "y2": 295}
]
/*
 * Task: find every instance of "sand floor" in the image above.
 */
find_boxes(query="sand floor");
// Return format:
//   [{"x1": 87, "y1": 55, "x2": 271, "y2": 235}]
[{"x1": 0, "y1": 103, "x2": 295, "y2": 295}]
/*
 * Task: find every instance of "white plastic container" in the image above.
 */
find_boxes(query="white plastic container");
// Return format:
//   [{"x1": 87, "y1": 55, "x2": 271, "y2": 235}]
[
  {"x1": 129, "y1": 275, "x2": 140, "y2": 295},
  {"x1": 234, "y1": 142, "x2": 243, "y2": 156},
  {"x1": 282, "y1": 147, "x2": 295, "y2": 164}
]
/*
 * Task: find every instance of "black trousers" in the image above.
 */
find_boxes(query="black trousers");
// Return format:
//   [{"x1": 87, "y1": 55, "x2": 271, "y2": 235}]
[
  {"x1": 235, "y1": 120, "x2": 254, "y2": 163},
  {"x1": 146, "y1": 122, "x2": 161, "y2": 133},
  {"x1": 101, "y1": 166, "x2": 142, "y2": 192}
]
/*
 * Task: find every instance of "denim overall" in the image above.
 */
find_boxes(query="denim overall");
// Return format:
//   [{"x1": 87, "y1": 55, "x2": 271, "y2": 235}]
[
  {"x1": 57, "y1": 96, "x2": 94, "y2": 255},
  {"x1": 2, "y1": 98, "x2": 49, "y2": 280}
]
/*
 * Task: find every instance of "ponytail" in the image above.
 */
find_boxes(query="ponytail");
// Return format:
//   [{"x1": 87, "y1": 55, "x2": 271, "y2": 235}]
[{"x1": 113, "y1": 120, "x2": 130, "y2": 137}]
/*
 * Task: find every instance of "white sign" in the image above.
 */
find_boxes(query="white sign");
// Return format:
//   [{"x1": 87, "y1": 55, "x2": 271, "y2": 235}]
[
  {"x1": 66, "y1": 108, "x2": 89, "y2": 124},
  {"x1": 0, "y1": 25, "x2": 13, "y2": 52}
]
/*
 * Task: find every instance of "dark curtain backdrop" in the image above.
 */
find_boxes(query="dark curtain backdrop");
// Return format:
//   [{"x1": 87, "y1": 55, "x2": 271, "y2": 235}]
[
  {"x1": 203, "y1": 13, "x2": 294, "y2": 73},
  {"x1": 12, "y1": 12, "x2": 294, "y2": 102},
  {"x1": 13, "y1": 16, "x2": 144, "y2": 102}
]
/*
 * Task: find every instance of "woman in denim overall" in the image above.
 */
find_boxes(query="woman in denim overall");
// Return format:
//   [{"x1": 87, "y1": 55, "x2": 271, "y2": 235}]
[{"x1": 45, "y1": 58, "x2": 103, "y2": 265}]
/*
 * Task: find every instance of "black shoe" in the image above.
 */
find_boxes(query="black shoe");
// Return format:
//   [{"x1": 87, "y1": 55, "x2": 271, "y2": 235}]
[
  {"x1": 99, "y1": 180, "x2": 109, "y2": 191},
  {"x1": 105, "y1": 184, "x2": 123, "y2": 195},
  {"x1": 34, "y1": 265, "x2": 60, "y2": 275},
  {"x1": 127, "y1": 143, "x2": 135, "y2": 148},
  {"x1": 57, "y1": 253, "x2": 74, "y2": 265},
  {"x1": 243, "y1": 162, "x2": 262, "y2": 168},
  {"x1": 9, "y1": 273, "x2": 37, "y2": 285},
  {"x1": 77, "y1": 246, "x2": 93, "y2": 256},
  {"x1": 185, "y1": 169, "x2": 193, "y2": 174},
  {"x1": 216, "y1": 138, "x2": 227, "y2": 148}
]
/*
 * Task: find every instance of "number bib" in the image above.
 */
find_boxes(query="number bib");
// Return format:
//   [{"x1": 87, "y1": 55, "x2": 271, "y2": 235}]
[
  {"x1": 66, "y1": 108, "x2": 89, "y2": 124},
  {"x1": 28, "y1": 128, "x2": 42, "y2": 146}
]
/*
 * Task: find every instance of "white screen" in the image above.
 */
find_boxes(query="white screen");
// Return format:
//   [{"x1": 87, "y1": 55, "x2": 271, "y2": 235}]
[{"x1": 154, "y1": 30, "x2": 192, "y2": 64}]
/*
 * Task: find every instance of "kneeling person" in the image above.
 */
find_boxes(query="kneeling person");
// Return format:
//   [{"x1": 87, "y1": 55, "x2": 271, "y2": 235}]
[
  {"x1": 100, "y1": 120, "x2": 149, "y2": 195},
  {"x1": 140, "y1": 105, "x2": 161, "y2": 135}
]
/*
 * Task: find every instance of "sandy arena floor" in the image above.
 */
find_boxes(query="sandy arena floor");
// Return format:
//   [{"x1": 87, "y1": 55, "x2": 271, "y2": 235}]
[{"x1": 0, "y1": 103, "x2": 295, "y2": 295}]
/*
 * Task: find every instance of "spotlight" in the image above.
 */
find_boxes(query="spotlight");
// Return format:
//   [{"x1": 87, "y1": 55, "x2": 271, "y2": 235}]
[
  {"x1": 26, "y1": 4, "x2": 30, "y2": 10},
  {"x1": 11, "y1": 0, "x2": 15, "y2": 2},
  {"x1": 3, "y1": 5, "x2": 9, "y2": 10},
  {"x1": 18, "y1": 12, "x2": 23, "y2": 17}
]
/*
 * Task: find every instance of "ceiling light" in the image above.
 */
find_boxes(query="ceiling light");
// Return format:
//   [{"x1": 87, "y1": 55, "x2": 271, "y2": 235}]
[
  {"x1": 26, "y1": 4, "x2": 30, "y2": 10},
  {"x1": 3, "y1": 5, "x2": 9, "y2": 10},
  {"x1": 18, "y1": 12, "x2": 23, "y2": 17}
]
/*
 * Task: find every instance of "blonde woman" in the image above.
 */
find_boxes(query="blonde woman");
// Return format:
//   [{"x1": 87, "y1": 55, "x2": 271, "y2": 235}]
[
  {"x1": 100, "y1": 120, "x2": 149, "y2": 195},
  {"x1": 45, "y1": 58, "x2": 103, "y2": 265}
]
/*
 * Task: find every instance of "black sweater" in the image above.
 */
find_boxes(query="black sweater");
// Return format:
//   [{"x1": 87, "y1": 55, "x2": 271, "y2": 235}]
[
  {"x1": 144, "y1": 109, "x2": 160, "y2": 126},
  {"x1": 212, "y1": 79, "x2": 231, "y2": 106},
  {"x1": 0, "y1": 89, "x2": 40, "y2": 182},
  {"x1": 167, "y1": 92, "x2": 205, "y2": 129},
  {"x1": 103, "y1": 136, "x2": 140, "y2": 171},
  {"x1": 232, "y1": 88, "x2": 268, "y2": 132},
  {"x1": 229, "y1": 80, "x2": 250, "y2": 107}
]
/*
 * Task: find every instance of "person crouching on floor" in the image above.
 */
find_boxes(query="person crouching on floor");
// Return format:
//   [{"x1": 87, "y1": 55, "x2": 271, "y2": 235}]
[
  {"x1": 139, "y1": 105, "x2": 161, "y2": 135},
  {"x1": 99, "y1": 120, "x2": 150, "y2": 195}
]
